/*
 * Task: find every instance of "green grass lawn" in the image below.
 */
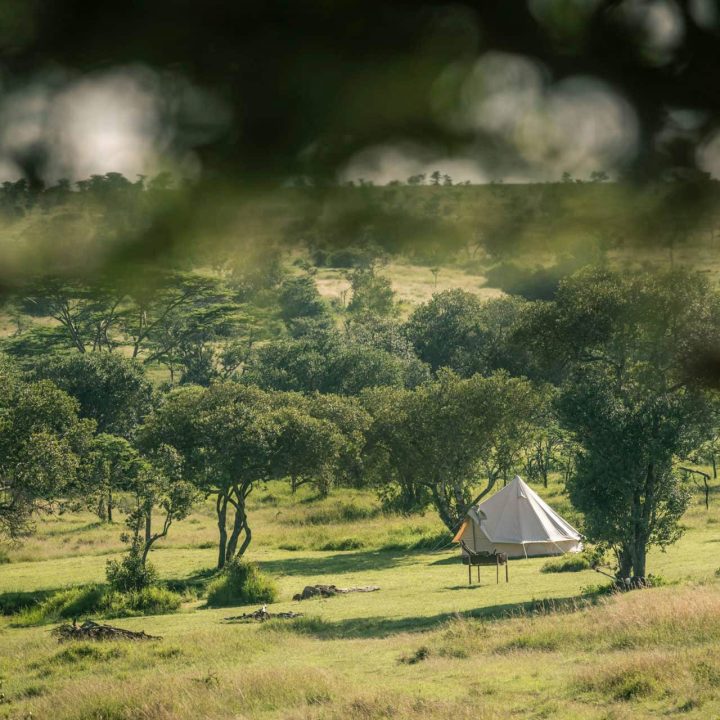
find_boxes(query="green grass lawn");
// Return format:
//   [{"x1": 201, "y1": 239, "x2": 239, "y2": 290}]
[{"x1": 1, "y1": 477, "x2": 719, "y2": 719}]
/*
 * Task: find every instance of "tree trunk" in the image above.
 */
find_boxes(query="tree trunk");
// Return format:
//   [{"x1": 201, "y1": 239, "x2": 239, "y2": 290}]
[
  {"x1": 216, "y1": 494, "x2": 228, "y2": 570},
  {"x1": 466, "y1": 475, "x2": 498, "y2": 512},
  {"x1": 107, "y1": 487, "x2": 113, "y2": 523},
  {"x1": 713, "y1": 453, "x2": 717, "y2": 480},
  {"x1": 145, "y1": 509, "x2": 152, "y2": 547},
  {"x1": 617, "y1": 546, "x2": 632, "y2": 578},
  {"x1": 431, "y1": 485, "x2": 458, "y2": 532},
  {"x1": 237, "y1": 520, "x2": 252, "y2": 559},
  {"x1": 632, "y1": 538, "x2": 647, "y2": 579},
  {"x1": 225, "y1": 500, "x2": 246, "y2": 562}
]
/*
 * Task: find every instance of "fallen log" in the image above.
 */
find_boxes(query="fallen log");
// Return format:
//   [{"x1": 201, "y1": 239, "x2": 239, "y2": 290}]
[
  {"x1": 292, "y1": 584, "x2": 380, "y2": 601},
  {"x1": 224, "y1": 605, "x2": 303, "y2": 622},
  {"x1": 53, "y1": 620, "x2": 161, "y2": 642}
]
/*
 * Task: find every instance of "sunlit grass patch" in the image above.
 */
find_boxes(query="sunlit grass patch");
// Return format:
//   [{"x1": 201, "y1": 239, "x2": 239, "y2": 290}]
[
  {"x1": 2, "y1": 477, "x2": 720, "y2": 720},
  {"x1": 21, "y1": 666, "x2": 345, "y2": 720}
]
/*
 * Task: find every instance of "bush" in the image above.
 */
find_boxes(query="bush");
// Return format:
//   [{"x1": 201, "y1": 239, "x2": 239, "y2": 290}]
[
  {"x1": 541, "y1": 552, "x2": 593, "y2": 574},
  {"x1": 206, "y1": 559, "x2": 278, "y2": 607},
  {"x1": 484, "y1": 261, "x2": 575, "y2": 300},
  {"x1": 106, "y1": 544, "x2": 158, "y2": 593}
]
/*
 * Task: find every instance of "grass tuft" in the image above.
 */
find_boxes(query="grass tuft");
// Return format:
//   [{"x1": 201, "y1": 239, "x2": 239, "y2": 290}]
[
  {"x1": 319, "y1": 537, "x2": 365, "y2": 551},
  {"x1": 540, "y1": 552, "x2": 592, "y2": 574},
  {"x1": 52, "y1": 643, "x2": 126, "y2": 665},
  {"x1": 399, "y1": 646, "x2": 431, "y2": 664}
]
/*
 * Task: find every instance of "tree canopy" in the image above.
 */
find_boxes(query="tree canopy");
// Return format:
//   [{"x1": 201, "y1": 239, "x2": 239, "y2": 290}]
[{"x1": 0, "y1": 355, "x2": 94, "y2": 539}]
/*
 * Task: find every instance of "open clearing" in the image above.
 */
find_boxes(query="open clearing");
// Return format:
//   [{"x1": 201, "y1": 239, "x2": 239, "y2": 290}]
[{"x1": 2, "y1": 477, "x2": 719, "y2": 720}]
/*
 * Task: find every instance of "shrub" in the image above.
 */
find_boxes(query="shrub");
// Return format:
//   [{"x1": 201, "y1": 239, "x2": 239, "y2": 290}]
[
  {"x1": 106, "y1": 544, "x2": 158, "y2": 593},
  {"x1": 541, "y1": 553, "x2": 593, "y2": 574},
  {"x1": 206, "y1": 559, "x2": 278, "y2": 607},
  {"x1": 399, "y1": 646, "x2": 431, "y2": 664}
]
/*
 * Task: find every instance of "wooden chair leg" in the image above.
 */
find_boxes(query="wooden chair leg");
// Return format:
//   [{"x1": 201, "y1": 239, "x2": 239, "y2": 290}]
[{"x1": 468, "y1": 563, "x2": 472, "y2": 585}]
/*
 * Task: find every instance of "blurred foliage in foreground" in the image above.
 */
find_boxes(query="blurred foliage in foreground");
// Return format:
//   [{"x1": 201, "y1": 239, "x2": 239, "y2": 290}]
[{"x1": 2, "y1": 171, "x2": 720, "y2": 288}]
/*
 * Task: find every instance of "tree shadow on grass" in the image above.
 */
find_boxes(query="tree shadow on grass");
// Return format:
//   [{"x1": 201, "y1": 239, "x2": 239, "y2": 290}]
[
  {"x1": 258, "y1": 548, "x2": 415, "y2": 577},
  {"x1": 42, "y1": 520, "x2": 105, "y2": 537},
  {"x1": 257, "y1": 590, "x2": 610, "y2": 640},
  {"x1": 0, "y1": 588, "x2": 55, "y2": 615},
  {"x1": 444, "y1": 584, "x2": 501, "y2": 590},
  {"x1": 164, "y1": 567, "x2": 217, "y2": 594}
]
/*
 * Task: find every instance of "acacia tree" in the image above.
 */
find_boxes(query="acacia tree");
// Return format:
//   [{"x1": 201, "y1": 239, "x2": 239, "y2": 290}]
[
  {"x1": 301, "y1": 392, "x2": 371, "y2": 490},
  {"x1": 365, "y1": 370, "x2": 540, "y2": 531},
  {"x1": 271, "y1": 404, "x2": 345, "y2": 496},
  {"x1": 539, "y1": 268, "x2": 720, "y2": 579},
  {"x1": 404, "y1": 289, "x2": 483, "y2": 372},
  {"x1": 142, "y1": 383, "x2": 282, "y2": 569},
  {"x1": 362, "y1": 386, "x2": 430, "y2": 514},
  {"x1": 114, "y1": 444, "x2": 197, "y2": 571},
  {"x1": 35, "y1": 353, "x2": 154, "y2": 437},
  {"x1": 521, "y1": 385, "x2": 570, "y2": 488},
  {"x1": 346, "y1": 268, "x2": 396, "y2": 317},
  {"x1": 87, "y1": 434, "x2": 144, "y2": 523},
  {"x1": 271, "y1": 392, "x2": 371, "y2": 496},
  {"x1": 0, "y1": 356, "x2": 94, "y2": 539}
]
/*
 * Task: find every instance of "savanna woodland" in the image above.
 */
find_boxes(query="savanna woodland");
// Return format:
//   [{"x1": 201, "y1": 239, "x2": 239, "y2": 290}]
[{"x1": 3, "y1": 3, "x2": 720, "y2": 719}]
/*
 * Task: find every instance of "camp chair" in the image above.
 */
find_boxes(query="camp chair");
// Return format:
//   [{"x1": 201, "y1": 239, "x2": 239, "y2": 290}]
[{"x1": 460, "y1": 541, "x2": 508, "y2": 585}]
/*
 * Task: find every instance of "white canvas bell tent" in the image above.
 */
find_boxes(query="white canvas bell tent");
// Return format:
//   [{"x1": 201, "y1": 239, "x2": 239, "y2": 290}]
[{"x1": 453, "y1": 475, "x2": 582, "y2": 558}]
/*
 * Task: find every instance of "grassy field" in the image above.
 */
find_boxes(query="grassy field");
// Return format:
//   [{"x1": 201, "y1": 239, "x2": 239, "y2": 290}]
[
  {"x1": 314, "y1": 261, "x2": 504, "y2": 315},
  {"x1": 2, "y1": 475, "x2": 719, "y2": 719}
]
